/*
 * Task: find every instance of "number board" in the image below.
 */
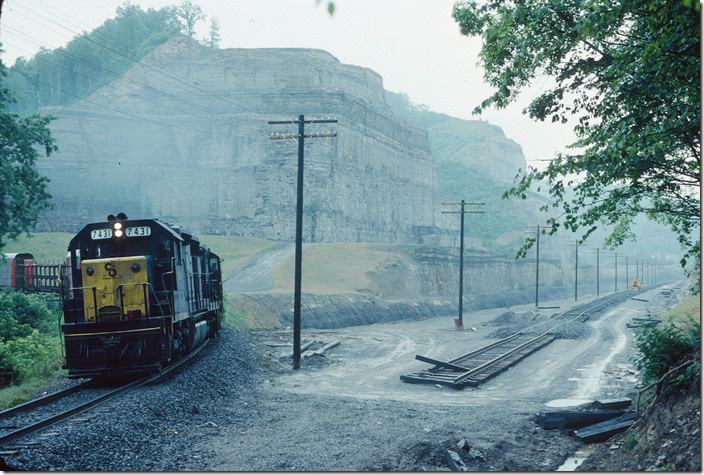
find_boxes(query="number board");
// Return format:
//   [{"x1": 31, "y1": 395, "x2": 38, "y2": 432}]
[
  {"x1": 91, "y1": 229, "x2": 113, "y2": 240},
  {"x1": 126, "y1": 226, "x2": 151, "y2": 237}
]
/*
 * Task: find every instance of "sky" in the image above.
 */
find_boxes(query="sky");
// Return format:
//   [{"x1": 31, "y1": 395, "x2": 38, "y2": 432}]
[{"x1": 0, "y1": 0, "x2": 577, "y2": 167}]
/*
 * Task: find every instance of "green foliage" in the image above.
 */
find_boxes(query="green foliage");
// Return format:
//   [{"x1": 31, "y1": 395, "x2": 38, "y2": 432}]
[
  {"x1": 385, "y1": 90, "x2": 538, "y2": 253},
  {"x1": 453, "y1": 0, "x2": 700, "y2": 271},
  {"x1": 172, "y1": 1, "x2": 206, "y2": 39},
  {"x1": 0, "y1": 290, "x2": 60, "y2": 340},
  {"x1": 1, "y1": 331, "x2": 61, "y2": 385},
  {"x1": 634, "y1": 321, "x2": 700, "y2": 387},
  {"x1": 621, "y1": 433, "x2": 639, "y2": 453},
  {"x1": 0, "y1": 56, "x2": 57, "y2": 252},
  {"x1": 5, "y1": 3, "x2": 180, "y2": 114},
  {"x1": 0, "y1": 291, "x2": 61, "y2": 388},
  {"x1": 437, "y1": 161, "x2": 529, "y2": 251},
  {"x1": 316, "y1": 0, "x2": 336, "y2": 16}
]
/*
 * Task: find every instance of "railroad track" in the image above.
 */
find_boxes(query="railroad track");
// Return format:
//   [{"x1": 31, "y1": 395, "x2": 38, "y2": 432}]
[
  {"x1": 0, "y1": 340, "x2": 209, "y2": 452},
  {"x1": 401, "y1": 291, "x2": 637, "y2": 389}
]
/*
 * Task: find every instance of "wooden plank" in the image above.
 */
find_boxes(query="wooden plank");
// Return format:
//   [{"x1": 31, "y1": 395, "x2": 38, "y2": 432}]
[
  {"x1": 537, "y1": 409, "x2": 626, "y2": 430},
  {"x1": 595, "y1": 398, "x2": 632, "y2": 409},
  {"x1": 573, "y1": 413, "x2": 638, "y2": 443}
]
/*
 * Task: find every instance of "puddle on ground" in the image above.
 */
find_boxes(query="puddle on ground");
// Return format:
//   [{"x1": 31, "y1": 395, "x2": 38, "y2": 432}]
[
  {"x1": 556, "y1": 444, "x2": 597, "y2": 471},
  {"x1": 544, "y1": 398, "x2": 592, "y2": 408}
]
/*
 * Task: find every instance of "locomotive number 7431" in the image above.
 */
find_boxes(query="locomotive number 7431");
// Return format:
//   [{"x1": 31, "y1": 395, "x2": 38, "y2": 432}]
[{"x1": 126, "y1": 226, "x2": 151, "y2": 237}]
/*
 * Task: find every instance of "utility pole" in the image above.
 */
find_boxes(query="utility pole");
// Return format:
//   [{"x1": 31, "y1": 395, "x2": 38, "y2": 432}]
[
  {"x1": 566, "y1": 239, "x2": 588, "y2": 301},
  {"x1": 590, "y1": 248, "x2": 602, "y2": 297},
  {"x1": 268, "y1": 115, "x2": 337, "y2": 370},
  {"x1": 626, "y1": 255, "x2": 630, "y2": 290},
  {"x1": 525, "y1": 225, "x2": 550, "y2": 307},
  {"x1": 442, "y1": 200, "x2": 485, "y2": 330},
  {"x1": 613, "y1": 252, "x2": 621, "y2": 294},
  {"x1": 641, "y1": 260, "x2": 644, "y2": 286}
]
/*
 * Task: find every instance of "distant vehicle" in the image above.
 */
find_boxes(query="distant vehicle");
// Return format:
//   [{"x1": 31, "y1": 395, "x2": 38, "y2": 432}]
[
  {"x1": 61, "y1": 213, "x2": 223, "y2": 379},
  {"x1": 0, "y1": 253, "x2": 36, "y2": 289},
  {"x1": 629, "y1": 279, "x2": 641, "y2": 290}
]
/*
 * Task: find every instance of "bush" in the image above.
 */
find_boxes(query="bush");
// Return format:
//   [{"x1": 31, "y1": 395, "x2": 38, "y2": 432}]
[
  {"x1": 0, "y1": 291, "x2": 63, "y2": 388},
  {"x1": 634, "y1": 321, "x2": 700, "y2": 388},
  {"x1": 1, "y1": 331, "x2": 61, "y2": 383},
  {"x1": 0, "y1": 290, "x2": 59, "y2": 339}
]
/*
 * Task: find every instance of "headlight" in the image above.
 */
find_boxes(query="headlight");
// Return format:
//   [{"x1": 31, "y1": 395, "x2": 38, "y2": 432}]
[
  {"x1": 86, "y1": 266, "x2": 94, "y2": 276},
  {"x1": 114, "y1": 222, "x2": 123, "y2": 230},
  {"x1": 115, "y1": 230, "x2": 123, "y2": 237},
  {"x1": 131, "y1": 263, "x2": 141, "y2": 273}
]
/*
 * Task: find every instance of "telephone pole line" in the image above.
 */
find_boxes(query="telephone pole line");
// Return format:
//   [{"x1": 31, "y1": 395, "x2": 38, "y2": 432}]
[
  {"x1": 442, "y1": 200, "x2": 485, "y2": 330},
  {"x1": 268, "y1": 115, "x2": 338, "y2": 369}
]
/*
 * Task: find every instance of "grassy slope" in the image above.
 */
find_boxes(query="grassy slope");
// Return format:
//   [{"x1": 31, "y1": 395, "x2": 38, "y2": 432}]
[
  {"x1": 271, "y1": 243, "x2": 402, "y2": 295},
  {"x1": 4, "y1": 233, "x2": 278, "y2": 275},
  {"x1": 663, "y1": 295, "x2": 700, "y2": 326},
  {"x1": 198, "y1": 235, "x2": 278, "y2": 277},
  {"x1": 4, "y1": 233, "x2": 74, "y2": 260}
]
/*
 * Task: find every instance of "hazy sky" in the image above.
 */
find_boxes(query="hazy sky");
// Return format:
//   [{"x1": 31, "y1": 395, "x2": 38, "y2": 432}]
[{"x1": 0, "y1": 0, "x2": 576, "y2": 167}]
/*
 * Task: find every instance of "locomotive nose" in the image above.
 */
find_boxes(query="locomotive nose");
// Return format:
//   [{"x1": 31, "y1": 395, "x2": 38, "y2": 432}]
[{"x1": 81, "y1": 256, "x2": 150, "y2": 322}]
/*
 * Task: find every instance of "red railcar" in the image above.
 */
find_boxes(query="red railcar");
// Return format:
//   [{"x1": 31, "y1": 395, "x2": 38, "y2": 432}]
[{"x1": 0, "y1": 253, "x2": 35, "y2": 289}]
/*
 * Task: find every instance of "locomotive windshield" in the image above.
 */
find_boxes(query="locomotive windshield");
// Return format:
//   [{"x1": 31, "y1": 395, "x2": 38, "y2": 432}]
[{"x1": 79, "y1": 236, "x2": 153, "y2": 260}]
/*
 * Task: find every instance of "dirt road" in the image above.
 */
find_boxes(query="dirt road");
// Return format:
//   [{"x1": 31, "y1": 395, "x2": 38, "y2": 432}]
[
  {"x1": 194, "y1": 286, "x2": 674, "y2": 471},
  {"x1": 223, "y1": 243, "x2": 294, "y2": 294}
]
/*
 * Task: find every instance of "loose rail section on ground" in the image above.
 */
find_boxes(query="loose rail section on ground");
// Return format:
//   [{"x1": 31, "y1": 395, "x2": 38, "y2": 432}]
[{"x1": 401, "y1": 291, "x2": 637, "y2": 389}]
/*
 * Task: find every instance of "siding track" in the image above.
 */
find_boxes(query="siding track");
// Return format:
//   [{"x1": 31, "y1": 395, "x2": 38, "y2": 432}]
[{"x1": 401, "y1": 291, "x2": 637, "y2": 389}]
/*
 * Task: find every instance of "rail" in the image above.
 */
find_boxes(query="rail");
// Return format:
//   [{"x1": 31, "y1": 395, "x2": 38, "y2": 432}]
[
  {"x1": 0, "y1": 339, "x2": 209, "y2": 449},
  {"x1": 401, "y1": 291, "x2": 635, "y2": 388}
]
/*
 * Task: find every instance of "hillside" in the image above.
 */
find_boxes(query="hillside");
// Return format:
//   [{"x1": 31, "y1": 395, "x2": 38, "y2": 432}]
[{"x1": 385, "y1": 91, "x2": 550, "y2": 253}]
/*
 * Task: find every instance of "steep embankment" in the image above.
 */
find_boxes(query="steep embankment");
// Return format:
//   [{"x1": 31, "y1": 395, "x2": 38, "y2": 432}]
[
  {"x1": 385, "y1": 91, "x2": 551, "y2": 253},
  {"x1": 225, "y1": 242, "x2": 582, "y2": 329},
  {"x1": 36, "y1": 35, "x2": 452, "y2": 245},
  {"x1": 579, "y1": 295, "x2": 700, "y2": 471}
]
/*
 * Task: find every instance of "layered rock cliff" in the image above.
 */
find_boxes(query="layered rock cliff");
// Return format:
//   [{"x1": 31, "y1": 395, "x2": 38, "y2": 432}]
[{"x1": 37, "y1": 36, "x2": 451, "y2": 244}]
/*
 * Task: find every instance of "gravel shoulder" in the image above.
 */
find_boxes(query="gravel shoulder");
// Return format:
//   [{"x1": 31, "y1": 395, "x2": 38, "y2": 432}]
[{"x1": 4, "y1": 286, "x2": 678, "y2": 471}]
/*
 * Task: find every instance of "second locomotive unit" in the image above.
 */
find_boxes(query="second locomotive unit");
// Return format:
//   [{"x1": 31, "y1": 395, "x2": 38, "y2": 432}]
[{"x1": 61, "y1": 213, "x2": 222, "y2": 378}]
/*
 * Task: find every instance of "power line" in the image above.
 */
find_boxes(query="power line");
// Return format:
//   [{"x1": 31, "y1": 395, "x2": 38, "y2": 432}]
[
  {"x1": 11, "y1": 68, "x2": 217, "y2": 134},
  {"x1": 8, "y1": 2, "x2": 256, "y2": 114},
  {"x1": 267, "y1": 115, "x2": 338, "y2": 371},
  {"x1": 441, "y1": 199, "x2": 485, "y2": 330},
  {"x1": 3, "y1": 26, "x2": 231, "y2": 119},
  {"x1": 3, "y1": 38, "x2": 238, "y2": 127}
]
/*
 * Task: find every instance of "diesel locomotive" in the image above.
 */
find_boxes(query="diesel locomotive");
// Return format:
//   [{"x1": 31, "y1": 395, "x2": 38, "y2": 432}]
[{"x1": 61, "y1": 214, "x2": 223, "y2": 378}]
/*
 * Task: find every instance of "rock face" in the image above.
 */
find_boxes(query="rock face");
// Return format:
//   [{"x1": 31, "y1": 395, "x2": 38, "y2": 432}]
[
  {"x1": 384, "y1": 91, "x2": 527, "y2": 183},
  {"x1": 37, "y1": 35, "x2": 452, "y2": 244},
  {"x1": 426, "y1": 117, "x2": 526, "y2": 184}
]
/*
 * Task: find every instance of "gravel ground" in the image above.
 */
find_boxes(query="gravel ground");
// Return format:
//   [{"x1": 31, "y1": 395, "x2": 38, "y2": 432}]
[
  {"x1": 2, "y1": 286, "x2": 676, "y2": 471},
  {"x1": 5, "y1": 326, "x2": 259, "y2": 471}
]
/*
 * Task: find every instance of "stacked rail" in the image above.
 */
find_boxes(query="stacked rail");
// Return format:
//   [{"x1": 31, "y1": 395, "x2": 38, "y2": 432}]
[{"x1": 401, "y1": 291, "x2": 635, "y2": 389}]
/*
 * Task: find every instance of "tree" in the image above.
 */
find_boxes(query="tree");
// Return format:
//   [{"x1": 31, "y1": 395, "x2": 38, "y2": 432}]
[
  {"x1": 6, "y1": 3, "x2": 180, "y2": 114},
  {"x1": 207, "y1": 17, "x2": 221, "y2": 48},
  {"x1": 452, "y1": 0, "x2": 701, "y2": 275},
  {"x1": 0, "y1": 54, "x2": 57, "y2": 252},
  {"x1": 173, "y1": 0, "x2": 206, "y2": 39}
]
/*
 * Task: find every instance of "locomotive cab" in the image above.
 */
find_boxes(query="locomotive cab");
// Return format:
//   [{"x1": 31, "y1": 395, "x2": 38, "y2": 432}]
[{"x1": 61, "y1": 215, "x2": 222, "y2": 379}]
